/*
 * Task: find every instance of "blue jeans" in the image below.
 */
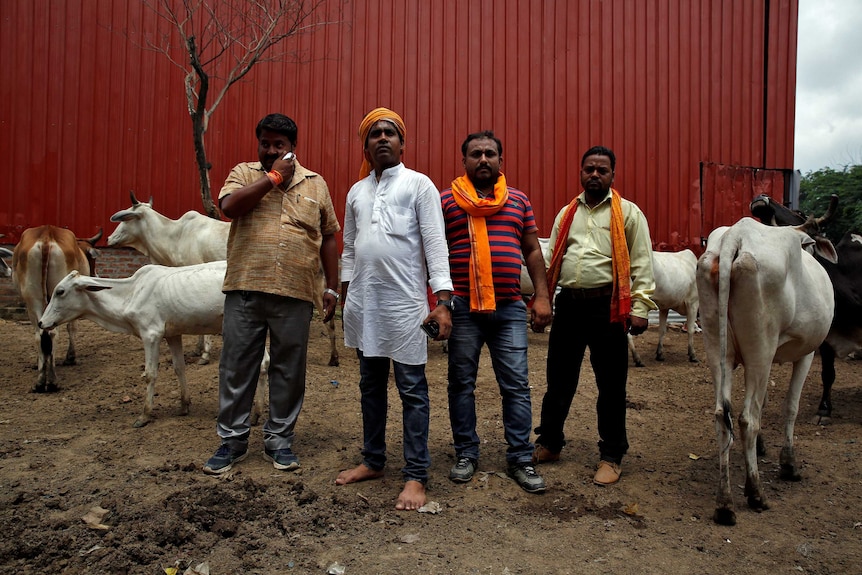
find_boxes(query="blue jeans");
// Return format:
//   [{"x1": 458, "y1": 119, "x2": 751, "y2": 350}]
[
  {"x1": 447, "y1": 297, "x2": 534, "y2": 465},
  {"x1": 356, "y1": 351, "x2": 431, "y2": 484}
]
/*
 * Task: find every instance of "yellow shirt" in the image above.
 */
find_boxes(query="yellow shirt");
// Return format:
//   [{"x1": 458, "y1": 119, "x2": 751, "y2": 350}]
[
  {"x1": 218, "y1": 161, "x2": 340, "y2": 302},
  {"x1": 546, "y1": 190, "x2": 656, "y2": 318}
]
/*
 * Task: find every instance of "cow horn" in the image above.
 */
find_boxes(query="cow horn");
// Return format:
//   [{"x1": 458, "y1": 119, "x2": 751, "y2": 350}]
[
  {"x1": 84, "y1": 228, "x2": 103, "y2": 246},
  {"x1": 130, "y1": 190, "x2": 140, "y2": 205},
  {"x1": 814, "y1": 194, "x2": 839, "y2": 227}
]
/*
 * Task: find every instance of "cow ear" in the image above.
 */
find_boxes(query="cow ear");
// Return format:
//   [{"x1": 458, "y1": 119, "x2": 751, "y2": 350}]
[{"x1": 813, "y1": 236, "x2": 838, "y2": 264}]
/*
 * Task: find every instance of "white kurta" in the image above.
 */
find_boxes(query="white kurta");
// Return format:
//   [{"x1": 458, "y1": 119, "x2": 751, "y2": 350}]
[{"x1": 342, "y1": 163, "x2": 452, "y2": 365}]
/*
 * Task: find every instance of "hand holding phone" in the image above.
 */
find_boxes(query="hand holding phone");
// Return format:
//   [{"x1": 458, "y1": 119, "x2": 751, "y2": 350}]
[{"x1": 421, "y1": 320, "x2": 440, "y2": 339}]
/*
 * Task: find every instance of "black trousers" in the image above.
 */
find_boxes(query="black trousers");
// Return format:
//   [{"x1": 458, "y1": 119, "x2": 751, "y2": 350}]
[{"x1": 536, "y1": 290, "x2": 630, "y2": 464}]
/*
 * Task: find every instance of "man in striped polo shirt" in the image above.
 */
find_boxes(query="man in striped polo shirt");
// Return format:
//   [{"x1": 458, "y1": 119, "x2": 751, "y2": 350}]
[{"x1": 440, "y1": 131, "x2": 553, "y2": 494}]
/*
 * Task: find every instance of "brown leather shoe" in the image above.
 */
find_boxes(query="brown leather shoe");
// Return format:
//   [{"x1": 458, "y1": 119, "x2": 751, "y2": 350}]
[
  {"x1": 532, "y1": 444, "x2": 561, "y2": 464},
  {"x1": 593, "y1": 460, "x2": 621, "y2": 485}
]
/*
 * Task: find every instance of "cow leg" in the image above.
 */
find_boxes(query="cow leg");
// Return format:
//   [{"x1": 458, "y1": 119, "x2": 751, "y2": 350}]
[
  {"x1": 134, "y1": 337, "x2": 162, "y2": 428},
  {"x1": 779, "y1": 353, "x2": 813, "y2": 481},
  {"x1": 817, "y1": 342, "x2": 835, "y2": 421},
  {"x1": 739, "y1": 368, "x2": 770, "y2": 513},
  {"x1": 326, "y1": 318, "x2": 339, "y2": 366},
  {"x1": 251, "y1": 346, "x2": 271, "y2": 426},
  {"x1": 655, "y1": 309, "x2": 668, "y2": 361},
  {"x1": 62, "y1": 320, "x2": 78, "y2": 366},
  {"x1": 196, "y1": 335, "x2": 213, "y2": 366},
  {"x1": 627, "y1": 334, "x2": 645, "y2": 367},
  {"x1": 714, "y1": 396, "x2": 736, "y2": 525},
  {"x1": 33, "y1": 328, "x2": 58, "y2": 393},
  {"x1": 166, "y1": 335, "x2": 191, "y2": 418}
]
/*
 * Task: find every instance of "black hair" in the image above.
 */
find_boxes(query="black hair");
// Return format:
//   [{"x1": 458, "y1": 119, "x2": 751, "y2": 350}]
[
  {"x1": 581, "y1": 145, "x2": 616, "y2": 171},
  {"x1": 461, "y1": 130, "x2": 503, "y2": 157},
  {"x1": 256, "y1": 114, "x2": 298, "y2": 146}
]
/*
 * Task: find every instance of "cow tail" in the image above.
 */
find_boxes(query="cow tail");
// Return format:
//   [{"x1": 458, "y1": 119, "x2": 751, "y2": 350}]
[
  {"x1": 717, "y1": 233, "x2": 739, "y2": 416},
  {"x1": 721, "y1": 398, "x2": 734, "y2": 444},
  {"x1": 39, "y1": 240, "x2": 53, "y2": 358},
  {"x1": 40, "y1": 240, "x2": 50, "y2": 306}
]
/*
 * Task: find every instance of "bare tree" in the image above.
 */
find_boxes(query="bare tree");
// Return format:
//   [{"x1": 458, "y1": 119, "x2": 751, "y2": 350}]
[{"x1": 140, "y1": 0, "x2": 331, "y2": 218}]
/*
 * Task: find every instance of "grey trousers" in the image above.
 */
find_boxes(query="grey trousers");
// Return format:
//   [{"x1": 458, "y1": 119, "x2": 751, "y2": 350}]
[{"x1": 217, "y1": 290, "x2": 313, "y2": 452}]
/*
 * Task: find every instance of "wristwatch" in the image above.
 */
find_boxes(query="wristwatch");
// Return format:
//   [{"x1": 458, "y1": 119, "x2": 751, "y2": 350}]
[
  {"x1": 324, "y1": 288, "x2": 340, "y2": 301},
  {"x1": 436, "y1": 298, "x2": 454, "y2": 312}
]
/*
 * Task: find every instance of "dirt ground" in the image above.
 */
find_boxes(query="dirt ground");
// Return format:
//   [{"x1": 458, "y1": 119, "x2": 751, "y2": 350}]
[{"x1": 0, "y1": 315, "x2": 860, "y2": 575}]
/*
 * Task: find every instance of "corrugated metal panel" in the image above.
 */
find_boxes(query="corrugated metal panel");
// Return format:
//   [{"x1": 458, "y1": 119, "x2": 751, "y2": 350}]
[
  {"x1": 701, "y1": 162, "x2": 791, "y2": 242},
  {"x1": 0, "y1": 0, "x2": 798, "y2": 252}
]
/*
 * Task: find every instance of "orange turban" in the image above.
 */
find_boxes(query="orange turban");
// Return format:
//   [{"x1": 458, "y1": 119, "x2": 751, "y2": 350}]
[{"x1": 358, "y1": 107, "x2": 406, "y2": 179}]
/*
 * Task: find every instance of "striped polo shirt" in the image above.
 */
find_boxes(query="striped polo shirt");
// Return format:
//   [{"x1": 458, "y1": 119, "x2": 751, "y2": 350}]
[{"x1": 440, "y1": 186, "x2": 537, "y2": 302}]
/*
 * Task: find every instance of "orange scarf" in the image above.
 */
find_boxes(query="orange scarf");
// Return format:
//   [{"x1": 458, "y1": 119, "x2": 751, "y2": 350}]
[
  {"x1": 546, "y1": 189, "x2": 632, "y2": 324},
  {"x1": 358, "y1": 108, "x2": 407, "y2": 180},
  {"x1": 450, "y1": 173, "x2": 510, "y2": 312}
]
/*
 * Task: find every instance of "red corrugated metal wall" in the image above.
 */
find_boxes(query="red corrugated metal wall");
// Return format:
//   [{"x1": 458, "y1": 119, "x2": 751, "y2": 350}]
[{"x1": 0, "y1": 0, "x2": 798, "y2": 252}]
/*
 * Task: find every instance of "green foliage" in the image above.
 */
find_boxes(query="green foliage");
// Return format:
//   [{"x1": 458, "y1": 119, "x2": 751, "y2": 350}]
[{"x1": 798, "y1": 165, "x2": 862, "y2": 241}]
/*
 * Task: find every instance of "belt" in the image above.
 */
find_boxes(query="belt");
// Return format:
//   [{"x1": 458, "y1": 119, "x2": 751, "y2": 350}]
[{"x1": 559, "y1": 285, "x2": 614, "y2": 299}]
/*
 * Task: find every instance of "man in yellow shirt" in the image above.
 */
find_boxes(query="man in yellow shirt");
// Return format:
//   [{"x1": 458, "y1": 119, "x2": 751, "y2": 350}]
[{"x1": 534, "y1": 146, "x2": 656, "y2": 485}]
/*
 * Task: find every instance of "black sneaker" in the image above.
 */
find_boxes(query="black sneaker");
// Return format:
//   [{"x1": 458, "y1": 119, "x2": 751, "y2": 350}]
[
  {"x1": 508, "y1": 463, "x2": 546, "y2": 493},
  {"x1": 204, "y1": 444, "x2": 248, "y2": 475},
  {"x1": 264, "y1": 448, "x2": 300, "y2": 471},
  {"x1": 449, "y1": 457, "x2": 478, "y2": 483}
]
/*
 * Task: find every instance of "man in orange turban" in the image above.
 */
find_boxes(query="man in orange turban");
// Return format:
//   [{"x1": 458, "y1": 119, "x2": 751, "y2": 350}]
[
  {"x1": 357, "y1": 107, "x2": 407, "y2": 180},
  {"x1": 337, "y1": 107, "x2": 453, "y2": 511}
]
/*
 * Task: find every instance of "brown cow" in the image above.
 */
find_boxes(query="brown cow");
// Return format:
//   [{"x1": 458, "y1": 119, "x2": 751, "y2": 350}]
[{"x1": 8, "y1": 226, "x2": 101, "y2": 392}]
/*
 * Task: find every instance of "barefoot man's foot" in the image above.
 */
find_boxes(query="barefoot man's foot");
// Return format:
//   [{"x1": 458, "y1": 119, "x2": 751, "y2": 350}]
[
  {"x1": 335, "y1": 463, "x2": 384, "y2": 485},
  {"x1": 395, "y1": 480, "x2": 426, "y2": 511}
]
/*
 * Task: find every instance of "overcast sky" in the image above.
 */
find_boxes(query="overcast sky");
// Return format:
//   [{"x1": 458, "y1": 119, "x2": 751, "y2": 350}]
[{"x1": 795, "y1": 0, "x2": 862, "y2": 174}]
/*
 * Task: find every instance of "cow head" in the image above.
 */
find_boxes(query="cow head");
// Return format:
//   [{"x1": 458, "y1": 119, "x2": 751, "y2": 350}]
[
  {"x1": 76, "y1": 228, "x2": 102, "y2": 276},
  {"x1": 749, "y1": 195, "x2": 807, "y2": 227},
  {"x1": 108, "y1": 191, "x2": 155, "y2": 249},
  {"x1": 752, "y1": 194, "x2": 840, "y2": 264},
  {"x1": 38, "y1": 271, "x2": 111, "y2": 330}
]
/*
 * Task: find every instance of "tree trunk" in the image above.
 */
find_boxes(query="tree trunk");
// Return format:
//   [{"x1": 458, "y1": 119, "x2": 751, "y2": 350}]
[{"x1": 192, "y1": 112, "x2": 218, "y2": 219}]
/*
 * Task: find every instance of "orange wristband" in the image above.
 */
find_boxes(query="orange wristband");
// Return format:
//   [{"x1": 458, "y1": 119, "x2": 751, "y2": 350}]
[{"x1": 267, "y1": 170, "x2": 283, "y2": 186}]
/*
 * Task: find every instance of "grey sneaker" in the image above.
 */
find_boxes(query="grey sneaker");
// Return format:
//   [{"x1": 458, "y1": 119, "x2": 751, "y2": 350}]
[
  {"x1": 204, "y1": 444, "x2": 248, "y2": 475},
  {"x1": 449, "y1": 457, "x2": 478, "y2": 483},
  {"x1": 264, "y1": 448, "x2": 300, "y2": 471},
  {"x1": 508, "y1": 463, "x2": 546, "y2": 493}
]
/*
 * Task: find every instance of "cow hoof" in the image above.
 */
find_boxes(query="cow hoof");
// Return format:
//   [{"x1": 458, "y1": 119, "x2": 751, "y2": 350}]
[
  {"x1": 746, "y1": 495, "x2": 770, "y2": 512},
  {"x1": 811, "y1": 414, "x2": 832, "y2": 426},
  {"x1": 779, "y1": 464, "x2": 802, "y2": 482},
  {"x1": 133, "y1": 417, "x2": 151, "y2": 428},
  {"x1": 197, "y1": 358, "x2": 210, "y2": 366},
  {"x1": 634, "y1": 361, "x2": 645, "y2": 368},
  {"x1": 61, "y1": 358, "x2": 77, "y2": 366},
  {"x1": 655, "y1": 354, "x2": 665, "y2": 362},
  {"x1": 689, "y1": 356, "x2": 699, "y2": 363},
  {"x1": 713, "y1": 508, "x2": 737, "y2": 526},
  {"x1": 31, "y1": 383, "x2": 58, "y2": 393},
  {"x1": 328, "y1": 357, "x2": 340, "y2": 367}
]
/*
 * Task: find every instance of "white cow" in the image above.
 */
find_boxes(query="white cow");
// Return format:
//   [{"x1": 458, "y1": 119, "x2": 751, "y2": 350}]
[
  {"x1": 0, "y1": 247, "x2": 12, "y2": 277},
  {"x1": 628, "y1": 249, "x2": 700, "y2": 366},
  {"x1": 107, "y1": 192, "x2": 339, "y2": 367},
  {"x1": 696, "y1": 217, "x2": 836, "y2": 525},
  {"x1": 39, "y1": 262, "x2": 230, "y2": 428},
  {"x1": 519, "y1": 237, "x2": 551, "y2": 298}
]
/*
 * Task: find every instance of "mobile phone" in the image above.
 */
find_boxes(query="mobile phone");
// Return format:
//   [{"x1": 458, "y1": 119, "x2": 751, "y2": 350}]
[
  {"x1": 420, "y1": 320, "x2": 440, "y2": 339},
  {"x1": 283, "y1": 151, "x2": 295, "y2": 161}
]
